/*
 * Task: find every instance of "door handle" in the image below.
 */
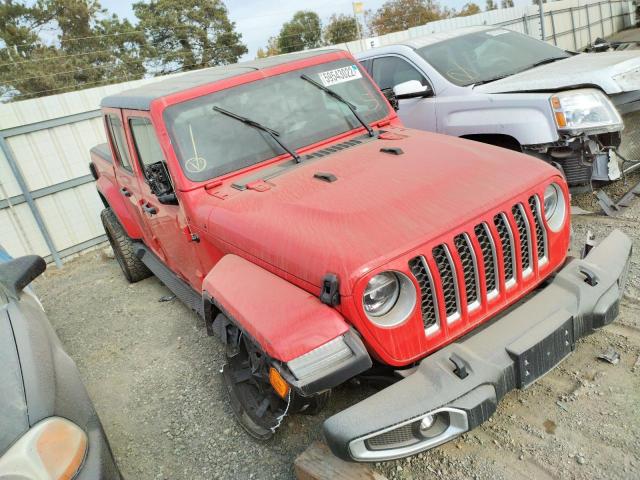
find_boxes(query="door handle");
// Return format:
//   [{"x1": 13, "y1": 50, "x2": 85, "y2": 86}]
[
  {"x1": 142, "y1": 202, "x2": 157, "y2": 215},
  {"x1": 120, "y1": 187, "x2": 132, "y2": 197}
]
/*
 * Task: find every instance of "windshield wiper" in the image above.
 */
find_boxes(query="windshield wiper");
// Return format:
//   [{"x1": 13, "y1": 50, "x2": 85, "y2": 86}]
[
  {"x1": 300, "y1": 74, "x2": 375, "y2": 137},
  {"x1": 527, "y1": 56, "x2": 568, "y2": 69},
  {"x1": 212, "y1": 106, "x2": 301, "y2": 163},
  {"x1": 468, "y1": 73, "x2": 511, "y2": 87}
]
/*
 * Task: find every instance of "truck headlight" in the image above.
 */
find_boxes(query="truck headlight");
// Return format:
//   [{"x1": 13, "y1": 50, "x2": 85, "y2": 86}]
[
  {"x1": 363, "y1": 271, "x2": 416, "y2": 327},
  {"x1": 543, "y1": 183, "x2": 566, "y2": 232},
  {"x1": 0, "y1": 417, "x2": 87, "y2": 479},
  {"x1": 550, "y1": 89, "x2": 622, "y2": 134}
]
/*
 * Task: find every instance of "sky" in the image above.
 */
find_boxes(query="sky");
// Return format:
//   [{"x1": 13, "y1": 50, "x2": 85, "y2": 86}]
[{"x1": 104, "y1": 0, "x2": 487, "y2": 59}]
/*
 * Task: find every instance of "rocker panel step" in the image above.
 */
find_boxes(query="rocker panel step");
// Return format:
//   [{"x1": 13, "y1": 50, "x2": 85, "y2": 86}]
[{"x1": 134, "y1": 243, "x2": 204, "y2": 318}]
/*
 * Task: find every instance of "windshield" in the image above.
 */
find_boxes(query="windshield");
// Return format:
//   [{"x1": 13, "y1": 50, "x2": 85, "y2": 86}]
[
  {"x1": 417, "y1": 29, "x2": 571, "y2": 87},
  {"x1": 164, "y1": 60, "x2": 389, "y2": 181}
]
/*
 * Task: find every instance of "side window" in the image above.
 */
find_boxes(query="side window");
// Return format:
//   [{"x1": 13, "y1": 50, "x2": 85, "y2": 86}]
[
  {"x1": 371, "y1": 56, "x2": 428, "y2": 91},
  {"x1": 359, "y1": 58, "x2": 373, "y2": 76},
  {"x1": 106, "y1": 114, "x2": 133, "y2": 171},
  {"x1": 129, "y1": 117, "x2": 165, "y2": 176}
]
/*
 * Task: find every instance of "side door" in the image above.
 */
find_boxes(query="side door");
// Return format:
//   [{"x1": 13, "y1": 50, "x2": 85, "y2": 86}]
[
  {"x1": 368, "y1": 55, "x2": 438, "y2": 132},
  {"x1": 103, "y1": 110, "x2": 154, "y2": 242},
  {"x1": 123, "y1": 111, "x2": 204, "y2": 289}
]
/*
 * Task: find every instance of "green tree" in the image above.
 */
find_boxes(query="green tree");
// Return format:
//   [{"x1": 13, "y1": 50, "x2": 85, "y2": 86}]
[
  {"x1": 256, "y1": 36, "x2": 280, "y2": 59},
  {"x1": 459, "y1": 2, "x2": 481, "y2": 15},
  {"x1": 0, "y1": 0, "x2": 145, "y2": 100},
  {"x1": 501, "y1": 0, "x2": 514, "y2": 7},
  {"x1": 368, "y1": 0, "x2": 445, "y2": 36},
  {"x1": 133, "y1": 0, "x2": 247, "y2": 74},
  {"x1": 323, "y1": 14, "x2": 360, "y2": 45},
  {"x1": 277, "y1": 11, "x2": 322, "y2": 53},
  {"x1": 485, "y1": 0, "x2": 498, "y2": 10}
]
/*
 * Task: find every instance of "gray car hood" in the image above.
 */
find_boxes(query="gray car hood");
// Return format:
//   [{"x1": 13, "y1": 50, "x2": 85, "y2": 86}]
[{"x1": 475, "y1": 51, "x2": 640, "y2": 95}]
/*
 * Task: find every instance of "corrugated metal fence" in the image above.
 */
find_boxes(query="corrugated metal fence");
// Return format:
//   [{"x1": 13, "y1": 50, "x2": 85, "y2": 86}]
[{"x1": 0, "y1": 0, "x2": 636, "y2": 265}]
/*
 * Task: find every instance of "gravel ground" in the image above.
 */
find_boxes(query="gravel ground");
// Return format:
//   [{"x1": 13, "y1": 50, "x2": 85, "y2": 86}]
[{"x1": 33, "y1": 186, "x2": 640, "y2": 480}]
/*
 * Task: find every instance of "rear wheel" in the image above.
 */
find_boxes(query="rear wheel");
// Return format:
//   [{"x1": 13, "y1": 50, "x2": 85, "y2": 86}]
[{"x1": 100, "y1": 208, "x2": 151, "y2": 283}]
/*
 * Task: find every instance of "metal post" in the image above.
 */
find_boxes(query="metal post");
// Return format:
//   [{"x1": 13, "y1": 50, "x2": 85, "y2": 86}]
[
  {"x1": 523, "y1": 14, "x2": 529, "y2": 35},
  {"x1": 608, "y1": 0, "x2": 614, "y2": 33},
  {"x1": 0, "y1": 135, "x2": 62, "y2": 268},
  {"x1": 549, "y1": 10, "x2": 557, "y2": 45},
  {"x1": 570, "y1": 7, "x2": 578, "y2": 50},
  {"x1": 586, "y1": 4, "x2": 592, "y2": 42},
  {"x1": 599, "y1": 2, "x2": 605, "y2": 37},
  {"x1": 538, "y1": 0, "x2": 546, "y2": 40}
]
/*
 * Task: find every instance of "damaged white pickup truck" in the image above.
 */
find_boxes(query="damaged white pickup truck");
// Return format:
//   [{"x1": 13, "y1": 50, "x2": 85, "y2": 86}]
[{"x1": 357, "y1": 27, "x2": 640, "y2": 189}]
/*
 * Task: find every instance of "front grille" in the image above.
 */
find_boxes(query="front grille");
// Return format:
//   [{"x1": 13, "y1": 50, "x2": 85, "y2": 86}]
[
  {"x1": 494, "y1": 213, "x2": 516, "y2": 285},
  {"x1": 511, "y1": 204, "x2": 532, "y2": 276},
  {"x1": 619, "y1": 111, "x2": 640, "y2": 162},
  {"x1": 365, "y1": 423, "x2": 418, "y2": 450},
  {"x1": 409, "y1": 196, "x2": 548, "y2": 334},
  {"x1": 432, "y1": 245, "x2": 459, "y2": 319},
  {"x1": 408, "y1": 256, "x2": 439, "y2": 330}
]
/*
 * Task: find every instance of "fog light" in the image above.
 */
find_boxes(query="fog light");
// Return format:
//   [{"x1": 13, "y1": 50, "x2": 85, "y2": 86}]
[
  {"x1": 417, "y1": 412, "x2": 450, "y2": 439},
  {"x1": 419, "y1": 415, "x2": 435, "y2": 433}
]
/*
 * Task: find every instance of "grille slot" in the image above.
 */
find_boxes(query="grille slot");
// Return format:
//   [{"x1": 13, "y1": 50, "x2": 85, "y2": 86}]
[
  {"x1": 408, "y1": 256, "x2": 439, "y2": 332},
  {"x1": 432, "y1": 245, "x2": 460, "y2": 321},
  {"x1": 365, "y1": 423, "x2": 418, "y2": 450},
  {"x1": 529, "y1": 195, "x2": 547, "y2": 264},
  {"x1": 474, "y1": 223, "x2": 499, "y2": 298},
  {"x1": 454, "y1": 233, "x2": 480, "y2": 309},
  {"x1": 494, "y1": 213, "x2": 516, "y2": 287},
  {"x1": 512, "y1": 204, "x2": 533, "y2": 277}
]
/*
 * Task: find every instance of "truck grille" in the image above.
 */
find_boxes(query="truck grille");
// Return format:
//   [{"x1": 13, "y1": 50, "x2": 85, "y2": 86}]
[{"x1": 409, "y1": 196, "x2": 547, "y2": 333}]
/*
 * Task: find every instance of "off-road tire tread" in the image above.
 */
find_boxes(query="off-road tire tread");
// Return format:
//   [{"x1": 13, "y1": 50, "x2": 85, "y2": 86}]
[{"x1": 101, "y1": 208, "x2": 151, "y2": 283}]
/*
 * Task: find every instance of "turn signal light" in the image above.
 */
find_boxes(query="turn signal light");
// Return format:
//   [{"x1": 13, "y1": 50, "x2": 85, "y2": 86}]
[
  {"x1": 269, "y1": 367, "x2": 290, "y2": 399},
  {"x1": 554, "y1": 111, "x2": 567, "y2": 128}
]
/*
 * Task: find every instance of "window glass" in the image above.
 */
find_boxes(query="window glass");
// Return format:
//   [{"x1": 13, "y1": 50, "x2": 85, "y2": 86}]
[
  {"x1": 371, "y1": 56, "x2": 428, "y2": 91},
  {"x1": 129, "y1": 117, "x2": 165, "y2": 172},
  {"x1": 417, "y1": 29, "x2": 570, "y2": 86},
  {"x1": 106, "y1": 114, "x2": 132, "y2": 171},
  {"x1": 164, "y1": 59, "x2": 389, "y2": 181}
]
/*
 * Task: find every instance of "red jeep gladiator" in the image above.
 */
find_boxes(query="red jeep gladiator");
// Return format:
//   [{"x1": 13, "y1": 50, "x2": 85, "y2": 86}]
[{"x1": 90, "y1": 50, "x2": 632, "y2": 462}]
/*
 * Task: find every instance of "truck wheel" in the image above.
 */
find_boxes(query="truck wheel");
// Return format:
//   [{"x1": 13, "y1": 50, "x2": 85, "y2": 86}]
[
  {"x1": 100, "y1": 208, "x2": 151, "y2": 283},
  {"x1": 222, "y1": 334, "x2": 290, "y2": 440}
]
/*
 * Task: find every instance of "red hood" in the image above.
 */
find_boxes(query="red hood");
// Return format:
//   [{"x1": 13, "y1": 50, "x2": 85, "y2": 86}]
[{"x1": 205, "y1": 128, "x2": 559, "y2": 294}]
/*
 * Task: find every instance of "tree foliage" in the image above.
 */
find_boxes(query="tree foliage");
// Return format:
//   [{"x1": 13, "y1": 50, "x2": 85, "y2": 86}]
[
  {"x1": 368, "y1": 0, "x2": 446, "y2": 36},
  {"x1": 485, "y1": 0, "x2": 498, "y2": 10},
  {"x1": 0, "y1": 0, "x2": 145, "y2": 99},
  {"x1": 323, "y1": 14, "x2": 360, "y2": 45},
  {"x1": 459, "y1": 2, "x2": 481, "y2": 15},
  {"x1": 256, "y1": 37, "x2": 280, "y2": 59},
  {"x1": 501, "y1": 0, "x2": 514, "y2": 8},
  {"x1": 277, "y1": 11, "x2": 322, "y2": 54},
  {"x1": 133, "y1": 0, "x2": 247, "y2": 74}
]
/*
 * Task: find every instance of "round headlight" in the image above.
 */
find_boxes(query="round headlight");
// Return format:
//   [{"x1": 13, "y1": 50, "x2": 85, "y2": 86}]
[
  {"x1": 363, "y1": 272, "x2": 399, "y2": 317},
  {"x1": 543, "y1": 183, "x2": 566, "y2": 232},
  {"x1": 362, "y1": 271, "x2": 417, "y2": 327}
]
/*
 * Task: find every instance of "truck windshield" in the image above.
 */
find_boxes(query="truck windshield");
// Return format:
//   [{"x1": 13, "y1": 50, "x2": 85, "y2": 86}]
[
  {"x1": 164, "y1": 59, "x2": 389, "y2": 181},
  {"x1": 417, "y1": 29, "x2": 571, "y2": 87}
]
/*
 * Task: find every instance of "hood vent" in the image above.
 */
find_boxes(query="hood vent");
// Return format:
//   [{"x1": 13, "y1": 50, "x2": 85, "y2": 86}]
[{"x1": 303, "y1": 139, "x2": 363, "y2": 160}]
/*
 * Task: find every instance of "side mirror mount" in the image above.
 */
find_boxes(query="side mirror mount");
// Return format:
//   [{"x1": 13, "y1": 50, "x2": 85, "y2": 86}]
[
  {"x1": 382, "y1": 88, "x2": 399, "y2": 111},
  {"x1": 145, "y1": 162, "x2": 177, "y2": 204},
  {"x1": 0, "y1": 255, "x2": 46, "y2": 298},
  {"x1": 393, "y1": 80, "x2": 432, "y2": 100},
  {"x1": 157, "y1": 193, "x2": 179, "y2": 205}
]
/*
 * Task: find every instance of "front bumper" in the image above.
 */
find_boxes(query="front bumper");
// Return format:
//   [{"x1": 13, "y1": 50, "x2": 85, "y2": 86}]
[{"x1": 324, "y1": 229, "x2": 632, "y2": 462}]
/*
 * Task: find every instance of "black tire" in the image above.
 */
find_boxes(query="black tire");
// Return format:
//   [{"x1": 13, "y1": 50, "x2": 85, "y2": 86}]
[{"x1": 100, "y1": 208, "x2": 151, "y2": 283}]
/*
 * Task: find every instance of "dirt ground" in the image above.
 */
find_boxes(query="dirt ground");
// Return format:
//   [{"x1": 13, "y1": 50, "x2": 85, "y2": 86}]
[{"x1": 33, "y1": 174, "x2": 640, "y2": 480}]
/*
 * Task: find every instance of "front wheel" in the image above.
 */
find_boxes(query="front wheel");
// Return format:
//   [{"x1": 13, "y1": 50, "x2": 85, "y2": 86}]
[{"x1": 100, "y1": 208, "x2": 151, "y2": 283}]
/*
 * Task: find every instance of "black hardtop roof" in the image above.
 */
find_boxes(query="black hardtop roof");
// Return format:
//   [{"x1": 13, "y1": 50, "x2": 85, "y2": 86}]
[{"x1": 101, "y1": 49, "x2": 343, "y2": 110}]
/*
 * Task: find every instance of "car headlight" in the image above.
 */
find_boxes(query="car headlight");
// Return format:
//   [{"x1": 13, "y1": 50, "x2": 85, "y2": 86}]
[
  {"x1": 613, "y1": 67, "x2": 640, "y2": 91},
  {"x1": 362, "y1": 271, "x2": 416, "y2": 327},
  {"x1": 550, "y1": 89, "x2": 622, "y2": 134},
  {"x1": 543, "y1": 183, "x2": 566, "y2": 232},
  {"x1": 0, "y1": 417, "x2": 87, "y2": 479}
]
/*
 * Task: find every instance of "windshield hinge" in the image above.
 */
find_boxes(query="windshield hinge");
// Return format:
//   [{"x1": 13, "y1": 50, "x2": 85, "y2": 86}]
[{"x1": 246, "y1": 180, "x2": 271, "y2": 192}]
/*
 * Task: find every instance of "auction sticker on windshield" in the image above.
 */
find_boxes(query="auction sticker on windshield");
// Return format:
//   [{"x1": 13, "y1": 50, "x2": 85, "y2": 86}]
[{"x1": 318, "y1": 65, "x2": 362, "y2": 87}]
